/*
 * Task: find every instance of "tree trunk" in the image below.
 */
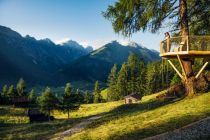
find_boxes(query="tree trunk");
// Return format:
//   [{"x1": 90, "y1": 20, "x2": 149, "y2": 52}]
[
  {"x1": 68, "y1": 109, "x2": 70, "y2": 119},
  {"x1": 48, "y1": 110, "x2": 51, "y2": 121},
  {"x1": 179, "y1": 0, "x2": 196, "y2": 96}
]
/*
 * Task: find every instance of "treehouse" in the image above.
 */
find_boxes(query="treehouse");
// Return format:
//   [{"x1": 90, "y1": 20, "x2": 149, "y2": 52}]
[
  {"x1": 160, "y1": 36, "x2": 210, "y2": 80},
  {"x1": 160, "y1": 36, "x2": 210, "y2": 58}
]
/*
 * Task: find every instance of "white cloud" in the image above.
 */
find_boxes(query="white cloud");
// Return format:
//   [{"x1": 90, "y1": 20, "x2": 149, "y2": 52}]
[
  {"x1": 78, "y1": 41, "x2": 89, "y2": 48},
  {"x1": 91, "y1": 40, "x2": 110, "y2": 49},
  {"x1": 117, "y1": 39, "x2": 131, "y2": 46},
  {"x1": 55, "y1": 37, "x2": 70, "y2": 45}
]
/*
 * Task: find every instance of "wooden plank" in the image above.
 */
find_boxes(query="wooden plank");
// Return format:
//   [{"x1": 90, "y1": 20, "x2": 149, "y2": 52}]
[
  {"x1": 177, "y1": 55, "x2": 187, "y2": 80},
  {"x1": 168, "y1": 60, "x2": 184, "y2": 80},
  {"x1": 160, "y1": 51, "x2": 210, "y2": 59},
  {"x1": 195, "y1": 62, "x2": 209, "y2": 79}
]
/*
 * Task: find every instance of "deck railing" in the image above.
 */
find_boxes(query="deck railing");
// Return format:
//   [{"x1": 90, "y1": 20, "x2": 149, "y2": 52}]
[{"x1": 160, "y1": 36, "x2": 210, "y2": 56}]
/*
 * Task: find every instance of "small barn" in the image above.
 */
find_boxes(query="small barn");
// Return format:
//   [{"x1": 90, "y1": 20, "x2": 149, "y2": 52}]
[
  {"x1": 13, "y1": 96, "x2": 30, "y2": 107},
  {"x1": 28, "y1": 108, "x2": 54, "y2": 123},
  {"x1": 124, "y1": 93, "x2": 142, "y2": 104}
]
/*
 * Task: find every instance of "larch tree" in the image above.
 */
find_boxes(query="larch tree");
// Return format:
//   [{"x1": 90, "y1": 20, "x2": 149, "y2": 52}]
[
  {"x1": 84, "y1": 90, "x2": 92, "y2": 103},
  {"x1": 28, "y1": 89, "x2": 36, "y2": 103},
  {"x1": 103, "y1": 0, "x2": 209, "y2": 96},
  {"x1": 1, "y1": 85, "x2": 7, "y2": 97},
  {"x1": 116, "y1": 63, "x2": 128, "y2": 99},
  {"x1": 107, "y1": 64, "x2": 118, "y2": 101},
  {"x1": 127, "y1": 53, "x2": 139, "y2": 93},
  {"x1": 7, "y1": 85, "x2": 16, "y2": 102},
  {"x1": 38, "y1": 87, "x2": 58, "y2": 121},
  {"x1": 93, "y1": 81, "x2": 102, "y2": 103},
  {"x1": 63, "y1": 83, "x2": 73, "y2": 119},
  {"x1": 137, "y1": 59, "x2": 147, "y2": 95},
  {"x1": 16, "y1": 78, "x2": 25, "y2": 96}
]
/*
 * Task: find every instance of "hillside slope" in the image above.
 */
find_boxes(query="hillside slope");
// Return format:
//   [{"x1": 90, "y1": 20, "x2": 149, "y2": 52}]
[
  {"x1": 1, "y1": 92, "x2": 210, "y2": 139},
  {"x1": 67, "y1": 92, "x2": 210, "y2": 140}
]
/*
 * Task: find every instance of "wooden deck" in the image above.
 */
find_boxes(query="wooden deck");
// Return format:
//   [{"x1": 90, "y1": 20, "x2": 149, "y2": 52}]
[
  {"x1": 160, "y1": 36, "x2": 210, "y2": 59},
  {"x1": 160, "y1": 51, "x2": 210, "y2": 58}
]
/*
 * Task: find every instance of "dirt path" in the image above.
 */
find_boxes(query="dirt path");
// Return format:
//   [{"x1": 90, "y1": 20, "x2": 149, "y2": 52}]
[{"x1": 55, "y1": 115, "x2": 102, "y2": 140}]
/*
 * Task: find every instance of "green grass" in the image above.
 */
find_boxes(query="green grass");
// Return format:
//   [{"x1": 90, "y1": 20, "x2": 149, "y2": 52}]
[
  {"x1": 0, "y1": 106, "x2": 81, "y2": 140},
  {"x1": 0, "y1": 106, "x2": 29, "y2": 124},
  {"x1": 67, "y1": 92, "x2": 210, "y2": 140},
  {"x1": 53, "y1": 100, "x2": 123, "y2": 119},
  {"x1": 1, "y1": 91, "x2": 210, "y2": 140},
  {"x1": 0, "y1": 99, "x2": 123, "y2": 139}
]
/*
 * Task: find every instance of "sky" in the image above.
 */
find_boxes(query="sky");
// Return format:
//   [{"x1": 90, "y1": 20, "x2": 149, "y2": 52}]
[{"x1": 0, "y1": 0, "x2": 167, "y2": 51}]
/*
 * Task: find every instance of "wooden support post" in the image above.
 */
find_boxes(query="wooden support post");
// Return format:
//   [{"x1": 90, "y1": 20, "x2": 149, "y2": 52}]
[
  {"x1": 177, "y1": 55, "x2": 187, "y2": 80},
  {"x1": 195, "y1": 62, "x2": 209, "y2": 79},
  {"x1": 160, "y1": 42, "x2": 163, "y2": 54},
  {"x1": 186, "y1": 36, "x2": 189, "y2": 52},
  {"x1": 166, "y1": 38, "x2": 170, "y2": 52},
  {"x1": 168, "y1": 60, "x2": 184, "y2": 80}
]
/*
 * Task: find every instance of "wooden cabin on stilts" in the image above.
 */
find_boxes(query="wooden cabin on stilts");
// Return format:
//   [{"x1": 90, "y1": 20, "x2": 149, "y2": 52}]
[{"x1": 160, "y1": 35, "x2": 210, "y2": 95}]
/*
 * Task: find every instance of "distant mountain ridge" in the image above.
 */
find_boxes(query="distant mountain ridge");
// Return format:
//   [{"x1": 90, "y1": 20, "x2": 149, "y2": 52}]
[
  {"x1": 0, "y1": 25, "x2": 160, "y2": 88},
  {"x1": 0, "y1": 25, "x2": 93, "y2": 86},
  {"x1": 58, "y1": 40, "x2": 160, "y2": 84}
]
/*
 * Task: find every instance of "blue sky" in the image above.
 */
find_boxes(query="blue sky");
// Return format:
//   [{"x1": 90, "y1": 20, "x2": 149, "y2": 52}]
[{"x1": 0, "y1": 0, "x2": 167, "y2": 50}]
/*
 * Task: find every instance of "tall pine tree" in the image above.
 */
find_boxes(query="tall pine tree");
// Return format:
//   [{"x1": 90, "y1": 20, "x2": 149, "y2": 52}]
[
  {"x1": 7, "y1": 85, "x2": 15, "y2": 101},
  {"x1": 1, "y1": 85, "x2": 7, "y2": 97},
  {"x1": 107, "y1": 64, "x2": 118, "y2": 101},
  {"x1": 116, "y1": 63, "x2": 128, "y2": 99},
  {"x1": 38, "y1": 87, "x2": 58, "y2": 121},
  {"x1": 127, "y1": 53, "x2": 139, "y2": 93},
  {"x1": 16, "y1": 78, "x2": 25, "y2": 96},
  {"x1": 93, "y1": 81, "x2": 102, "y2": 103},
  {"x1": 137, "y1": 59, "x2": 147, "y2": 95},
  {"x1": 63, "y1": 83, "x2": 73, "y2": 119},
  {"x1": 28, "y1": 89, "x2": 36, "y2": 103}
]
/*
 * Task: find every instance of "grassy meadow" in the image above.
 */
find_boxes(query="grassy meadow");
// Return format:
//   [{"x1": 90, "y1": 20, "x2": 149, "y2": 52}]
[
  {"x1": 0, "y1": 91, "x2": 210, "y2": 140},
  {"x1": 67, "y1": 92, "x2": 210, "y2": 140},
  {"x1": 0, "y1": 106, "x2": 80, "y2": 140}
]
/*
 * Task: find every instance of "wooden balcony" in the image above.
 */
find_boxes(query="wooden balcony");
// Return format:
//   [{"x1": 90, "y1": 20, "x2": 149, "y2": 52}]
[{"x1": 160, "y1": 36, "x2": 210, "y2": 59}]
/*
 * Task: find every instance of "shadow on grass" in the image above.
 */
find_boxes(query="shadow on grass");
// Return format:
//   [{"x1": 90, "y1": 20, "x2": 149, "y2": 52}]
[
  {"x1": 0, "y1": 118, "x2": 82, "y2": 140},
  {"x1": 88, "y1": 97, "x2": 185, "y2": 129},
  {"x1": 106, "y1": 113, "x2": 210, "y2": 140},
  {"x1": 0, "y1": 106, "x2": 27, "y2": 117},
  {"x1": 0, "y1": 112, "x2": 107, "y2": 140}
]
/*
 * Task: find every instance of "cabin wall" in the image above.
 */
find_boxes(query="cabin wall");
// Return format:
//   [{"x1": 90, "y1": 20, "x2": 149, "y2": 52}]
[{"x1": 125, "y1": 97, "x2": 138, "y2": 104}]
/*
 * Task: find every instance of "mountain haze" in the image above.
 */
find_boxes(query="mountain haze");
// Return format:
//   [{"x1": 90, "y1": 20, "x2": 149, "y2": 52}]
[
  {"x1": 0, "y1": 25, "x2": 92, "y2": 86},
  {"x1": 58, "y1": 41, "x2": 160, "y2": 83},
  {"x1": 0, "y1": 25, "x2": 160, "y2": 88}
]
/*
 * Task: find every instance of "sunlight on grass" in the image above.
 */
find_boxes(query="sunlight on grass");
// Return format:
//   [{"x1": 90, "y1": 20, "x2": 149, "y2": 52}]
[
  {"x1": 0, "y1": 106, "x2": 29, "y2": 124},
  {"x1": 1, "y1": 91, "x2": 209, "y2": 140},
  {"x1": 53, "y1": 100, "x2": 124, "y2": 119},
  {"x1": 54, "y1": 90, "x2": 165, "y2": 119},
  {"x1": 67, "y1": 92, "x2": 210, "y2": 140}
]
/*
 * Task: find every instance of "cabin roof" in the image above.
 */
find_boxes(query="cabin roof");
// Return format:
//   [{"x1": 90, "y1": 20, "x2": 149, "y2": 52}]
[
  {"x1": 28, "y1": 108, "x2": 42, "y2": 115},
  {"x1": 13, "y1": 96, "x2": 29, "y2": 103},
  {"x1": 124, "y1": 93, "x2": 141, "y2": 100}
]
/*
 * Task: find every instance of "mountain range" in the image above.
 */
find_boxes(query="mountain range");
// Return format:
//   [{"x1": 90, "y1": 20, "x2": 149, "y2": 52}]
[
  {"x1": 0, "y1": 25, "x2": 92, "y2": 86},
  {"x1": 0, "y1": 25, "x2": 160, "y2": 89},
  {"x1": 58, "y1": 41, "x2": 160, "y2": 83}
]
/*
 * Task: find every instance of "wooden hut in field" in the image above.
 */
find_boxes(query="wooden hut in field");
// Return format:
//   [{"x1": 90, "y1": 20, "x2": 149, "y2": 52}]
[
  {"x1": 28, "y1": 108, "x2": 54, "y2": 123},
  {"x1": 124, "y1": 93, "x2": 142, "y2": 104},
  {"x1": 13, "y1": 96, "x2": 29, "y2": 107}
]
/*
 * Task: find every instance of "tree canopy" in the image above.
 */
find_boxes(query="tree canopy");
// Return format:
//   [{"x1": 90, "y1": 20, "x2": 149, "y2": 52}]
[{"x1": 103, "y1": 0, "x2": 209, "y2": 36}]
